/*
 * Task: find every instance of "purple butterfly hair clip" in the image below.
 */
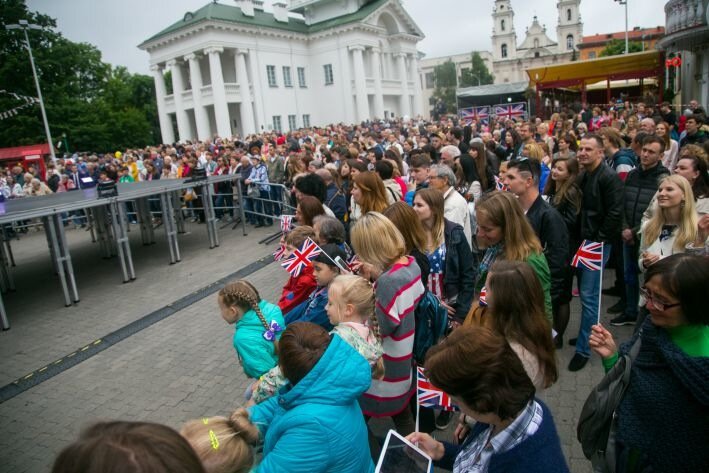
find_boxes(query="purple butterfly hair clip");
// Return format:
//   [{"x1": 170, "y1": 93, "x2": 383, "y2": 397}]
[{"x1": 262, "y1": 320, "x2": 283, "y2": 341}]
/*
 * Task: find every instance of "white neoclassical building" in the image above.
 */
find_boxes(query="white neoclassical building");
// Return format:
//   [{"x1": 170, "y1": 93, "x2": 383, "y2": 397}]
[{"x1": 139, "y1": 0, "x2": 425, "y2": 143}]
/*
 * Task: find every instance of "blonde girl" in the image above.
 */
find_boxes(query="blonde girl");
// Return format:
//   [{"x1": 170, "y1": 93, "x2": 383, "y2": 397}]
[
  {"x1": 218, "y1": 280, "x2": 285, "y2": 380},
  {"x1": 326, "y1": 275, "x2": 384, "y2": 379},
  {"x1": 181, "y1": 415, "x2": 259, "y2": 473},
  {"x1": 250, "y1": 275, "x2": 384, "y2": 404},
  {"x1": 639, "y1": 175, "x2": 698, "y2": 270}
]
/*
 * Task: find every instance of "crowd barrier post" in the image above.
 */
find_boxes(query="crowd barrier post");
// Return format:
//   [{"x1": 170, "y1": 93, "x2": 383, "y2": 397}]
[
  {"x1": 159, "y1": 192, "x2": 181, "y2": 264},
  {"x1": 53, "y1": 213, "x2": 79, "y2": 304},
  {"x1": 45, "y1": 214, "x2": 73, "y2": 307}
]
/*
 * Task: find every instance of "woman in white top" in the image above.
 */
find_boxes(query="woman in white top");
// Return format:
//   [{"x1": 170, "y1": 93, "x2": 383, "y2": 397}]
[
  {"x1": 639, "y1": 175, "x2": 699, "y2": 271},
  {"x1": 657, "y1": 121, "x2": 680, "y2": 172}
]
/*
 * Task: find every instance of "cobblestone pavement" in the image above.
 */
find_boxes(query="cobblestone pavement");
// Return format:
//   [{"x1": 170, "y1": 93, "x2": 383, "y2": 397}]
[{"x1": 0, "y1": 221, "x2": 635, "y2": 472}]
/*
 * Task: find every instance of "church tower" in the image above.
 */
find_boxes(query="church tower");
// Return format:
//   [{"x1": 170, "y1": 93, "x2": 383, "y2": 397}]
[
  {"x1": 492, "y1": 0, "x2": 518, "y2": 61},
  {"x1": 556, "y1": 0, "x2": 583, "y2": 54}
]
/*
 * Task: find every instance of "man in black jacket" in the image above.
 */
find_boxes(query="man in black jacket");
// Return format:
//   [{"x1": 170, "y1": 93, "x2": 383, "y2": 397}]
[
  {"x1": 505, "y1": 158, "x2": 570, "y2": 348},
  {"x1": 570, "y1": 134, "x2": 624, "y2": 371},
  {"x1": 614, "y1": 135, "x2": 669, "y2": 326}
]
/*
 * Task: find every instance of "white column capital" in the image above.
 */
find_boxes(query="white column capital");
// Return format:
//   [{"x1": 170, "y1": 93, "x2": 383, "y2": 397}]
[
  {"x1": 235, "y1": 49, "x2": 249, "y2": 56},
  {"x1": 165, "y1": 59, "x2": 181, "y2": 68},
  {"x1": 371, "y1": 47, "x2": 382, "y2": 54},
  {"x1": 149, "y1": 64, "x2": 163, "y2": 73},
  {"x1": 183, "y1": 53, "x2": 199, "y2": 62},
  {"x1": 204, "y1": 46, "x2": 224, "y2": 56},
  {"x1": 348, "y1": 45, "x2": 366, "y2": 52},
  {"x1": 394, "y1": 52, "x2": 408, "y2": 59}
]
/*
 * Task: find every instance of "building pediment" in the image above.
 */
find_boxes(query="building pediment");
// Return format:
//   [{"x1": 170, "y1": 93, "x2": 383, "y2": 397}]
[{"x1": 362, "y1": 0, "x2": 425, "y2": 39}]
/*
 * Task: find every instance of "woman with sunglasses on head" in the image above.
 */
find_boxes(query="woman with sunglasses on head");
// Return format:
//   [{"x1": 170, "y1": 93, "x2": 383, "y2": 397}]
[{"x1": 589, "y1": 253, "x2": 709, "y2": 473}]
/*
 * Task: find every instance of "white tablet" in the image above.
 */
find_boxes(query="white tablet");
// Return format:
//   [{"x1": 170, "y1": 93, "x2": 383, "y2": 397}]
[{"x1": 375, "y1": 429, "x2": 433, "y2": 473}]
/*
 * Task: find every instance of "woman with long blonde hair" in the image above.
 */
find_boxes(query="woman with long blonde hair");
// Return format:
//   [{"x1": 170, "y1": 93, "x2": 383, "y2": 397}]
[
  {"x1": 639, "y1": 175, "x2": 698, "y2": 271},
  {"x1": 472, "y1": 191, "x2": 553, "y2": 322}
]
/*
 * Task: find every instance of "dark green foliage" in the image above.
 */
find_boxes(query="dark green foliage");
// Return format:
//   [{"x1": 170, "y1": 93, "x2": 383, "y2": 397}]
[
  {"x1": 0, "y1": 0, "x2": 159, "y2": 151},
  {"x1": 599, "y1": 39, "x2": 643, "y2": 57}
]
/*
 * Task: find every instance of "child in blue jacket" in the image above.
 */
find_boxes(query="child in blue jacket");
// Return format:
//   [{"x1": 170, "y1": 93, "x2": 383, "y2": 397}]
[
  {"x1": 284, "y1": 244, "x2": 347, "y2": 330},
  {"x1": 218, "y1": 279, "x2": 284, "y2": 380}
]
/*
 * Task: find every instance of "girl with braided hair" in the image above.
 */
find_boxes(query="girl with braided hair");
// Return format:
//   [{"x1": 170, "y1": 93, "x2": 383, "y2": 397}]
[{"x1": 218, "y1": 280, "x2": 285, "y2": 380}]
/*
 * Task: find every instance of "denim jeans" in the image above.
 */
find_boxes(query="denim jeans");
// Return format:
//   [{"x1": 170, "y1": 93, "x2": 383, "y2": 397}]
[
  {"x1": 576, "y1": 243, "x2": 612, "y2": 357},
  {"x1": 623, "y1": 241, "x2": 640, "y2": 318}
]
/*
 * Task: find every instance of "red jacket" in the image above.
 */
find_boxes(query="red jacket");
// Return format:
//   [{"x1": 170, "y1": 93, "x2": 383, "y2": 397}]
[{"x1": 278, "y1": 266, "x2": 317, "y2": 315}]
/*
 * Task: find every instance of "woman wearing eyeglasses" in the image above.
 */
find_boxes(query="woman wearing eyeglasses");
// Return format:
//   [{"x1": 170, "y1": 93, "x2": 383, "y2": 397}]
[{"x1": 588, "y1": 253, "x2": 709, "y2": 473}]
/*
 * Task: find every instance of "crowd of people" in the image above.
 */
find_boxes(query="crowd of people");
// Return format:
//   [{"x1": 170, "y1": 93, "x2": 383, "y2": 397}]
[{"x1": 38, "y1": 97, "x2": 709, "y2": 472}]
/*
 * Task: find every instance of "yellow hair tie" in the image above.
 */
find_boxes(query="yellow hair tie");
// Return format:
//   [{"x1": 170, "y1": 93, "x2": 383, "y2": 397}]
[
  {"x1": 209, "y1": 430, "x2": 220, "y2": 450},
  {"x1": 202, "y1": 418, "x2": 209, "y2": 425}
]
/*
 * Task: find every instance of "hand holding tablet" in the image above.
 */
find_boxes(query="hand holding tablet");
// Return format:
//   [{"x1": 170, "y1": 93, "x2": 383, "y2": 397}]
[{"x1": 375, "y1": 430, "x2": 433, "y2": 473}]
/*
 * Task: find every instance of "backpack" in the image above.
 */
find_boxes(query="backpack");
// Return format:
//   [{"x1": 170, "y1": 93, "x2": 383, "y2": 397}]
[
  {"x1": 412, "y1": 290, "x2": 448, "y2": 365},
  {"x1": 577, "y1": 333, "x2": 642, "y2": 473}
]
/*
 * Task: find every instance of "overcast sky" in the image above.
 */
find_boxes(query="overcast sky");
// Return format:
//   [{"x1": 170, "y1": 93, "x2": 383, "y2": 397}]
[{"x1": 25, "y1": 0, "x2": 667, "y2": 74}]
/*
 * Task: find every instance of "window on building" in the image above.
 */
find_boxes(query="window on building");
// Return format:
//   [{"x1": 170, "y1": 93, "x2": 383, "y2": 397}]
[
  {"x1": 567, "y1": 9, "x2": 572, "y2": 21},
  {"x1": 501, "y1": 44, "x2": 508, "y2": 58},
  {"x1": 534, "y1": 52, "x2": 540, "y2": 58},
  {"x1": 501, "y1": 19, "x2": 505, "y2": 31},
  {"x1": 302, "y1": 114, "x2": 311, "y2": 128},
  {"x1": 425, "y1": 72, "x2": 435, "y2": 89},
  {"x1": 283, "y1": 66, "x2": 292, "y2": 87},
  {"x1": 267, "y1": 65, "x2": 277, "y2": 87},
  {"x1": 566, "y1": 34, "x2": 574, "y2": 50},
  {"x1": 323, "y1": 64, "x2": 334, "y2": 85},
  {"x1": 288, "y1": 114, "x2": 297, "y2": 131},
  {"x1": 588, "y1": 51, "x2": 597, "y2": 59},
  {"x1": 273, "y1": 115, "x2": 282, "y2": 132},
  {"x1": 297, "y1": 67, "x2": 307, "y2": 87},
  {"x1": 534, "y1": 38, "x2": 539, "y2": 48}
]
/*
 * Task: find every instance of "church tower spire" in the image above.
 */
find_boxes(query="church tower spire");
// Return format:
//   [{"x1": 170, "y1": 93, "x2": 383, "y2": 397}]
[
  {"x1": 556, "y1": 0, "x2": 583, "y2": 54},
  {"x1": 492, "y1": 0, "x2": 518, "y2": 61}
]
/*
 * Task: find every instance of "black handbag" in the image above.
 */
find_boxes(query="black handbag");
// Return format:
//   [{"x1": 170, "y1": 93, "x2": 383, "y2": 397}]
[{"x1": 577, "y1": 332, "x2": 642, "y2": 473}]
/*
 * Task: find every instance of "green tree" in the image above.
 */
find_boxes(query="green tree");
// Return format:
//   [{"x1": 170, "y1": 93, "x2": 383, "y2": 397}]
[
  {"x1": 459, "y1": 52, "x2": 494, "y2": 87},
  {"x1": 431, "y1": 59, "x2": 457, "y2": 114},
  {"x1": 0, "y1": 0, "x2": 159, "y2": 151},
  {"x1": 599, "y1": 39, "x2": 643, "y2": 57}
]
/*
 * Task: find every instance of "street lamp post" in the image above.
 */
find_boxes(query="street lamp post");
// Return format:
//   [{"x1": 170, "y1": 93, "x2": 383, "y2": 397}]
[
  {"x1": 6, "y1": 20, "x2": 56, "y2": 162},
  {"x1": 614, "y1": 0, "x2": 629, "y2": 54}
]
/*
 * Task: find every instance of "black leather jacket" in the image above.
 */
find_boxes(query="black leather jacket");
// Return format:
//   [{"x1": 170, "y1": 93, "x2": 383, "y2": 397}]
[
  {"x1": 526, "y1": 195, "x2": 569, "y2": 303},
  {"x1": 623, "y1": 163, "x2": 669, "y2": 233},
  {"x1": 443, "y1": 219, "x2": 477, "y2": 322},
  {"x1": 577, "y1": 162, "x2": 624, "y2": 243}
]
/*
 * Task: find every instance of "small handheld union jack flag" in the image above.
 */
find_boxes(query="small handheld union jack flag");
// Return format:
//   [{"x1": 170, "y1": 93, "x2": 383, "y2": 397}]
[
  {"x1": 571, "y1": 240, "x2": 604, "y2": 271},
  {"x1": 494, "y1": 175, "x2": 509, "y2": 192},
  {"x1": 416, "y1": 366, "x2": 458, "y2": 411},
  {"x1": 273, "y1": 244, "x2": 286, "y2": 261},
  {"x1": 280, "y1": 215, "x2": 294, "y2": 233},
  {"x1": 280, "y1": 237, "x2": 322, "y2": 277},
  {"x1": 478, "y1": 286, "x2": 488, "y2": 307}
]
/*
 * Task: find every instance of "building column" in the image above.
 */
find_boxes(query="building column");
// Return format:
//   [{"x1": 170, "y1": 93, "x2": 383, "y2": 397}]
[
  {"x1": 395, "y1": 53, "x2": 411, "y2": 118},
  {"x1": 166, "y1": 59, "x2": 192, "y2": 141},
  {"x1": 205, "y1": 46, "x2": 231, "y2": 139},
  {"x1": 246, "y1": 50, "x2": 265, "y2": 133},
  {"x1": 409, "y1": 53, "x2": 423, "y2": 118},
  {"x1": 337, "y1": 46, "x2": 354, "y2": 124},
  {"x1": 235, "y1": 50, "x2": 256, "y2": 137},
  {"x1": 371, "y1": 47, "x2": 385, "y2": 119},
  {"x1": 150, "y1": 64, "x2": 175, "y2": 144},
  {"x1": 184, "y1": 53, "x2": 210, "y2": 141},
  {"x1": 349, "y1": 46, "x2": 370, "y2": 122}
]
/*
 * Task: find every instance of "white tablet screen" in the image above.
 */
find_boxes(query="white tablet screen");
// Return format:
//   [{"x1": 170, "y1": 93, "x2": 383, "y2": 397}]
[{"x1": 375, "y1": 430, "x2": 431, "y2": 473}]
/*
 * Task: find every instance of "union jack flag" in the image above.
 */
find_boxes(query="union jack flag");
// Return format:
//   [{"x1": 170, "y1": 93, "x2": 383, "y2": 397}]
[
  {"x1": 478, "y1": 286, "x2": 488, "y2": 306},
  {"x1": 273, "y1": 244, "x2": 286, "y2": 261},
  {"x1": 459, "y1": 106, "x2": 490, "y2": 125},
  {"x1": 280, "y1": 215, "x2": 294, "y2": 233},
  {"x1": 571, "y1": 240, "x2": 604, "y2": 271},
  {"x1": 494, "y1": 102, "x2": 527, "y2": 121},
  {"x1": 416, "y1": 366, "x2": 459, "y2": 411},
  {"x1": 494, "y1": 175, "x2": 509, "y2": 192},
  {"x1": 280, "y1": 237, "x2": 321, "y2": 277}
]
